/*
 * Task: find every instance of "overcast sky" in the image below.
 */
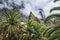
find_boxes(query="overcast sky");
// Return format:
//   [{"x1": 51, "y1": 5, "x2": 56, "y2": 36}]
[{"x1": 0, "y1": 0, "x2": 60, "y2": 18}]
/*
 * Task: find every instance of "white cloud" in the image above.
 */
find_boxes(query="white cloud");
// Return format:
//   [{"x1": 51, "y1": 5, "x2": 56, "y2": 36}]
[
  {"x1": 0, "y1": 4, "x2": 4, "y2": 9},
  {"x1": 20, "y1": 0, "x2": 52, "y2": 18},
  {"x1": 1, "y1": 0, "x2": 60, "y2": 19},
  {"x1": 44, "y1": 1, "x2": 60, "y2": 18}
]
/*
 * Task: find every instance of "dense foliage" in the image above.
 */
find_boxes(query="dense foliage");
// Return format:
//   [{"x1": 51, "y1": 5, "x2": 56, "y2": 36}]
[
  {"x1": 0, "y1": 9, "x2": 60, "y2": 40},
  {"x1": 0, "y1": 0, "x2": 60, "y2": 40}
]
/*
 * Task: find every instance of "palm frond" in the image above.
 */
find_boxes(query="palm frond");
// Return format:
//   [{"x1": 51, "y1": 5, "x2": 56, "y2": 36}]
[
  {"x1": 44, "y1": 14, "x2": 60, "y2": 26},
  {"x1": 50, "y1": 7, "x2": 60, "y2": 13},
  {"x1": 54, "y1": 0, "x2": 60, "y2": 2},
  {"x1": 41, "y1": 25, "x2": 60, "y2": 40}
]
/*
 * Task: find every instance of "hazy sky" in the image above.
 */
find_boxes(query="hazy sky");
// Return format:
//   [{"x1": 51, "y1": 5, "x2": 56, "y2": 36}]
[
  {"x1": 0, "y1": 0, "x2": 60, "y2": 18},
  {"x1": 20, "y1": 0, "x2": 52, "y2": 18},
  {"x1": 44, "y1": 1, "x2": 60, "y2": 17}
]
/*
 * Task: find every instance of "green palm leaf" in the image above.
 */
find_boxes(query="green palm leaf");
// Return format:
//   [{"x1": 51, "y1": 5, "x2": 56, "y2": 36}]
[
  {"x1": 44, "y1": 14, "x2": 60, "y2": 26},
  {"x1": 50, "y1": 7, "x2": 60, "y2": 13},
  {"x1": 42, "y1": 25, "x2": 60, "y2": 40},
  {"x1": 54, "y1": 0, "x2": 60, "y2": 2}
]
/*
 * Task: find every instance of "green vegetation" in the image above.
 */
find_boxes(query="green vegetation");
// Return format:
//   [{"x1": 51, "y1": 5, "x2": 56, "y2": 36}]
[
  {"x1": 54, "y1": 0, "x2": 60, "y2": 2},
  {"x1": 44, "y1": 14, "x2": 60, "y2": 26},
  {"x1": 0, "y1": 0, "x2": 60, "y2": 40},
  {"x1": 0, "y1": 9, "x2": 60, "y2": 40},
  {"x1": 50, "y1": 7, "x2": 60, "y2": 13}
]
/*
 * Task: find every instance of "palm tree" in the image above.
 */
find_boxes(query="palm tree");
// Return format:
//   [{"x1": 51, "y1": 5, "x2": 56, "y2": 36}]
[
  {"x1": 44, "y1": 1, "x2": 60, "y2": 26},
  {"x1": 43, "y1": 1, "x2": 60, "y2": 39},
  {"x1": 26, "y1": 11, "x2": 47, "y2": 40},
  {"x1": 41, "y1": 25, "x2": 60, "y2": 40},
  {"x1": 26, "y1": 19, "x2": 46, "y2": 40},
  {"x1": 0, "y1": 9, "x2": 22, "y2": 40},
  {"x1": 44, "y1": 14, "x2": 60, "y2": 26}
]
